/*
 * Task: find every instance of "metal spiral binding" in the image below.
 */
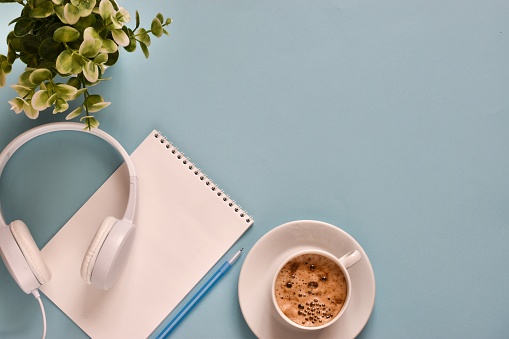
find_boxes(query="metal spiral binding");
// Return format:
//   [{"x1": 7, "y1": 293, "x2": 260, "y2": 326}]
[{"x1": 154, "y1": 132, "x2": 252, "y2": 224}]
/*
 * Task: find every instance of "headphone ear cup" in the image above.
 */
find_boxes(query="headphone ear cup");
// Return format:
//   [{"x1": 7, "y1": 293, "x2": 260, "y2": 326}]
[
  {"x1": 9, "y1": 220, "x2": 52, "y2": 285},
  {"x1": 81, "y1": 216, "x2": 118, "y2": 284}
]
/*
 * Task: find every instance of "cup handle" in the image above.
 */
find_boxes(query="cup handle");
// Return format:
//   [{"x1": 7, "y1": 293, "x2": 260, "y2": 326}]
[{"x1": 338, "y1": 250, "x2": 361, "y2": 269}]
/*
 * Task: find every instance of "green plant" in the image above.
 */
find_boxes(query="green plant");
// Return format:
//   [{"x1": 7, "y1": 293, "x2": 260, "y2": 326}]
[{"x1": 0, "y1": 0, "x2": 171, "y2": 129}]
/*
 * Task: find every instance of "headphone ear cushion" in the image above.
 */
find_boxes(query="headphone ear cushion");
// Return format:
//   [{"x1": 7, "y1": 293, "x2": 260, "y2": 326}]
[
  {"x1": 10, "y1": 220, "x2": 52, "y2": 285},
  {"x1": 81, "y1": 216, "x2": 118, "y2": 284}
]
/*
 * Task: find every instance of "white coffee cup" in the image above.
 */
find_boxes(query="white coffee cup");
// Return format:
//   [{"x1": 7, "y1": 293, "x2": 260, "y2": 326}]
[{"x1": 271, "y1": 249, "x2": 361, "y2": 331}]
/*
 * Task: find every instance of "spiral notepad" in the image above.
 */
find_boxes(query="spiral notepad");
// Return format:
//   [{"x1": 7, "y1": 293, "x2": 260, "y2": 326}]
[
  {"x1": 153, "y1": 131, "x2": 252, "y2": 224},
  {"x1": 40, "y1": 130, "x2": 253, "y2": 338}
]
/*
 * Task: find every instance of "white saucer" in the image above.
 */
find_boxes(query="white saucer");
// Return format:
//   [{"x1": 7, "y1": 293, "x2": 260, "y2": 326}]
[{"x1": 238, "y1": 220, "x2": 376, "y2": 338}]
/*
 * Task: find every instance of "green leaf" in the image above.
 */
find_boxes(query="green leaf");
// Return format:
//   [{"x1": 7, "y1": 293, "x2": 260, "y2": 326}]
[
  {"x1": 18, "y1": 70, "x2": 34, "y2": 86},
  {"x1": 156, "y1": 13, "x2": 164, "y2": 24},
  {"x1": 115, "y1": 7, "x2": 131, "y2": 25},
  {"x1": 81, "y1": 115, "x2": 100, "y2": 128},
  {"x1": 11, "y1": 84, "x2": 32, "y2": 96},
  {"x1": 30, "y1": 1, "x2": 55, "y2": 18},
  {"x1": 66, "y1": 76, "x2": 81, "y2": 89},
  {"x1": 24, "y1": 100, "x2": 39, "y2": 119},
  {"x1": 71, "y1": 53, "x2": 85, "y2": 74},
  {"x1": 0, "y1": 69, "x2": 6, "y2": 88},
  {"x1": 47, "y1": 93, "x2": 57, "y2": 105},
  {"x1": 55, "y1": 83, "x2": 78, "y2": 99},
  {"x1": 8, "y1": 16, "x2": 22, "y2": 26},
  {"x1": 20, "y1": 34, "x2": 41, "y2": 54},
  {"x1": 19, "y1": 53, "x2": 38, "y2": 67},
  {"x1": 75, "y1": 0, "x2": 96, "y2": 17},
  {"x1": 42, "y1": 21, "x2": 64, "y2": 37},
  {"x1": 7, "y1": 44, "x2": 16, "y2": 64},
  {"x1": 104, "y1": 50, "x2": 118, "y2": 66},
  {"x1": 14, "y1": 18, "x2": 36, "y2": 37},
  {"x1": 134, "y1": 10, "x2": 140, "y2": 30},
  {"x1": 53, "y1": 97, "x2": 69, "y2": 113},
  {"x1": 7, "y1": 32, "x2": 23, "y2": 52},
  {"x1": 54, "y1": 26, "x2": 80, "y2": 43},
  {"x1": 73, "y1": 87, "x2": 87, "y2": 99},
  {"x1": 79, "y1": 37, "x2": 100, "y2": 58},
  {"x1": 111, "y1": 29, "x2": 129, "y2": 47},
  {"x1": 83, "y1": 60, "x2": 99, "y2": 83},
  {"x1": 87, "y1": 101, "x2": 110, "y2": 113},
  {"x1": 8, "y1": 97, "x2": 25, "y2": 113},
  {"x1": 1, "y1": 62, "x2": 10, "y2": 74},
  {"x1": 74, "y1": 14, "x2": 97, "y2": 34},
  {"x1": 139, "y1": 41, "x2": 149, "y2": 59},
  {"x1": 63, "y1": 3, "x2": 80, "y2": 25},
  {"x1": 86, "y1": 94, "x2": 105, "y2": 104},
  {"x1": 31, "y1": 89, "x2": 50, "y2": 111},
  {"x1": 83, "y1": 27, "x2": 110, "y2": 53},
  {"x1": 29, "y1": 68, "x2": 52, "y2": 85},
  {"x1": 56, "y1": 50, "x2": 74, "y2": 74},
  {"x1": 136, "y1": 28, "x2": 151, "y2": 46},
  {"x1": 52, "y1": 0, "x2": 64, "y2": 5},
  {"x1": 109, "y1": 7, "x2": 129, "y2": 30},
  {"x1": 93, "y1": 52, "x2": 108, "y2": 64},
  {"x1": 151, "y1": 18, "x2": 163, "y2": 38},
  {"x1": 124, "y1": 36, "x2": 136, "y2": 52},
  {"x1": 66, "y1": 106, "x2": 82, "y2": 120},
  {"x1": 99, "y1": 0, "x2": 115, "y2": 21},
  {"x1": 54, "y1": 5, "x2": 68, "y2": 24},
  {"x1": 100, "y1": 38, "x2": 118, "y2": 53},
  {"x1": 83, "y1": 26, "x2": 101, "y2": 43},
  {"x1": 39, "y1": 37, "x2": 63, "y2": 60},
  {"x1": 85, "y1": 94, "x2": 109, "y2": 112}
]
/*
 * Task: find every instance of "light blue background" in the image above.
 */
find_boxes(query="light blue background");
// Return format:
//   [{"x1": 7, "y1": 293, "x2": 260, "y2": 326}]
[{"x1": 1, "y1": 0, "x2": 509, "y2": 338}]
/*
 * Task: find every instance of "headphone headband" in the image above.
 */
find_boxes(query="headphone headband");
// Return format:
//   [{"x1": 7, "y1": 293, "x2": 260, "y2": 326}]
[{"x1": 0, "y1": 122, "x2": 138, "y2": 224}]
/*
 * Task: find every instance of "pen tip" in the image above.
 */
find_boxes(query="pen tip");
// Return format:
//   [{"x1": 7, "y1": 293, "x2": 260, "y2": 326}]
[{"x1": 240, "y1": 248, "x2": 244, "y2": 251}]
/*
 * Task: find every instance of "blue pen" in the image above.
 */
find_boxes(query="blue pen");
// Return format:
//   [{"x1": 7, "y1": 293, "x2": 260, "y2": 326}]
[{"x1": 155, "y1": 248, "x2": 244, "y2": 339}]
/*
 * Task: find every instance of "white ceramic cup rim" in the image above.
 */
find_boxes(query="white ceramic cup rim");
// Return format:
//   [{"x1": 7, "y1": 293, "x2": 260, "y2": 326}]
[{"x1": 271, "y1": 249, "x2": 361, "y2": 331}]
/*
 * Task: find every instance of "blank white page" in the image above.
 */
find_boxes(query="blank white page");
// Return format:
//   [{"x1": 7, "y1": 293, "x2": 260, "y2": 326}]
[{"x1": 41, "y1": 130, "x2": 253, "y2": 338}]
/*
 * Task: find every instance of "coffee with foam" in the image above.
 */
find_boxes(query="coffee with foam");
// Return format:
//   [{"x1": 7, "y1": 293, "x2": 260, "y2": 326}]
[{"x1": 274, "y1": 253, "x2": 347, "y2": 327}]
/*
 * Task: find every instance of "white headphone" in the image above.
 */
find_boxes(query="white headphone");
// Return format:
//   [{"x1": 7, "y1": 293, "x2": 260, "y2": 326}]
[{"x1": 0, "y1": 122, "x2": 138, "y2": 293}]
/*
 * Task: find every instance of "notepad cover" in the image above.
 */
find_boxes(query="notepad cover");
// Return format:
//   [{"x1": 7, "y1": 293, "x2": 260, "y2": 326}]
[{"x1": 40, "y1": 130, "x2": 253, "y2": 338}]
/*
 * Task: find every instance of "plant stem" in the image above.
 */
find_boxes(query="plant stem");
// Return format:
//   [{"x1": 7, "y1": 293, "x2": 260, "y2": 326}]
[
  {"x1": 79, "y1": 75, "x2": 92, "y2": 130},
  {"x1": 134, "y1": 22, "x2": 171, "y2": 37}
]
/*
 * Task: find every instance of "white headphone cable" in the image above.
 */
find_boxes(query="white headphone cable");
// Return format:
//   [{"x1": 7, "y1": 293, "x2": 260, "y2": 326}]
[{"x1": 31, "y1": 289, "x2": 47, "y2": 339}]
